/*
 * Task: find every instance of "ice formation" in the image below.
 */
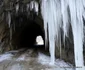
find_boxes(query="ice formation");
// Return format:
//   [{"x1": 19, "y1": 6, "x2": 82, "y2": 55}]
[
  {"x1": 29, "y1": 1, "x2": 39, "y2": 14},
  {"x1": 41, "y1": 0, "x2": 85, "y2": 69}
]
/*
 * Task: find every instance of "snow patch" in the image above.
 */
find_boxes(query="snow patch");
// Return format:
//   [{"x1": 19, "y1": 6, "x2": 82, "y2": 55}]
[
  {"x1": 0, "y1": 53, "x2": 13, "y2": 62},
  {"x1": 38, "y1": 53, "x2": 50, "y2": 65},
  {"x1": 38, "y1": 52, "x2": 73, "y2": 69}
]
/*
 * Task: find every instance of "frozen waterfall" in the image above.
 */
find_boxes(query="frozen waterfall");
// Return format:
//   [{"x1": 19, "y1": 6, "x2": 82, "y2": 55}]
[{"x1": 41, "y1": 0, "x2": 85, "y2": 70}]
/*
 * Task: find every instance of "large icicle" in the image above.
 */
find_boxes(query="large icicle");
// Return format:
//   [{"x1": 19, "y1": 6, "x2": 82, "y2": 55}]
[
  {"x1": 41, "y1": 0, "x2": 62, "y2": 64},
  {"x1": 47, "y1": 0, "x2": 56, "y2": 64},
  {"x1": 41, "y1": 0, "x2": 49, "y2": 47},
  {"x1": 68, "y1": 0, "x2": 84, "y2": 70},
  {"x1": 41, "y1": 0, "x2": 56, "y2": 64},
  {"x1": 41, "y1": 0, "x2": 85, "y2": 69},
  {"x1": 61, "y1": 0, "x2": 69, "y2": 44}
]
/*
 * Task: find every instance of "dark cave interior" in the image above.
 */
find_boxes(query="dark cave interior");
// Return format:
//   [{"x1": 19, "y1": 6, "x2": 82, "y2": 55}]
[
  {"x1": 12, "y1": 13, "x2": 45, "y2": 49},
  {"x1": 19, "y1": 20, "x2": 44, "y2": 48}
]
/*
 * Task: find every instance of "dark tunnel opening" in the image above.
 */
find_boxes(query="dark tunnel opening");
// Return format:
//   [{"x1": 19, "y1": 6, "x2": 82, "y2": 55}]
[
  {"x1": 12, "y1": 13, "x2": 45, "y2": 50},
  {"x1": 19, "y1": 20, "x2": 45, "y2": 49}
]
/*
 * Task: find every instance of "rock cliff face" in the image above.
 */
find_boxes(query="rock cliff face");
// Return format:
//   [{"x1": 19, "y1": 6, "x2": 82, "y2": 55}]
[
  {"x1": 0, "y1": 0, "x2": 85, "y2": 65},
  {"x1": 0, "y1": 0, "x2": 44, "y2": 52}
]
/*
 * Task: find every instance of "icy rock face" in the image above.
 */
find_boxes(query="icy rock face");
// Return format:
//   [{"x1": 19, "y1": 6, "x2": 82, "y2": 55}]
[
  {"x1": 41, "y1": 0, "x2": 85, "y2": 69},
  {"x1": 26, "y1": 1, "x2": 39, "y2": 15}
]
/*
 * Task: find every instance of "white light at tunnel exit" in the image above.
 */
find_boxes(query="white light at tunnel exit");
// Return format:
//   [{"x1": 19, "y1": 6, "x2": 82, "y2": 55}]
[{"x1": 36, "y1": 36, "x2": 44, "y2": 45}]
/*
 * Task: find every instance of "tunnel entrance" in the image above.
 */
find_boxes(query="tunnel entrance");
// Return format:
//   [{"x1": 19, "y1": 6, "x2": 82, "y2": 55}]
[
  {"x1": 19, "y1": 20, "x2": 44, "y2": 48},
  {"x1": 12, "y1": 13, "x2": 45, "y2": 50},
  {"x1": 35, "y1": 35, "x2": 44, "y2": 45}
]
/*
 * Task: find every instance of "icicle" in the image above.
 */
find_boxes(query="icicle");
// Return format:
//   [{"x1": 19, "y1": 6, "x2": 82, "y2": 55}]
[
  {"x1": 29, "y1": 1, "x2": 39, "y2": 15},
  {"x1": 8, "y1": 12, "x2": 11, "y2": 28},
  {"x1": 41, "y1": 0, "x2": 49, "y2": 47},
  {"x1": 41, "y1": 0, "x2": 58, "y2": 65},
  {"x1": 61, "y1": 0, "x2": 69, "y2": 44},
  {"x1": 30, "y1": 1, "x2": 34, "y2": 11},
  {"x1": 15, "y1": 3, "x2": 19, "y2": 13},
  {"x1": 53, "y1": 0, "x2": 62, "y2": 48},
  {"x1": 7, "y1": 11, "x2": 12, "y2": 46},
  {"x1": 15, "y1": 0, "x2": 19, "y2": 13},
  {"x1": 41, "y1": 0, "x2": 85, "y2": 69},
  {"x1": 34, "y1": 2, "x2": 39, "y2": 15},
  {"x1": 82, "y1": 0, "x2": 85, "y2": 19},
  {"x1": 68, "y1": 0, "x2": 84, "y2": 70}
]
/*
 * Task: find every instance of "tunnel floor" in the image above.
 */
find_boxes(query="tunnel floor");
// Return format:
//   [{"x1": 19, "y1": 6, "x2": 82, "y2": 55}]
[{"x1": 0, "y1": 48, "x2": 74, "y2": 70}]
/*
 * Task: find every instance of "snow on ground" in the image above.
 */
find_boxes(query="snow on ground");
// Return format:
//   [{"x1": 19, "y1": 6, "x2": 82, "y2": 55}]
[
  {"x1": 0, "y1": 50, "x2": 75, "y2": 70},
  {"x1": 0, "y1": 53, "x2": 13, "y2": 62},
  {"x1": 38, "y1": 52, "x2": 74, "y2": 70},
  {"x1": 38, "y1": 52, "x2": 50, "y2": 65},
  {"x1": 16, "y1": 55, "x2": 25, "y2": 61}
]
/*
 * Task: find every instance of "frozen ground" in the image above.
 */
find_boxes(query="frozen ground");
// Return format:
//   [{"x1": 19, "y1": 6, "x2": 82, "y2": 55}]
[{"x1": 0, "y1": 49, "x2": 75, "y2": 70}]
